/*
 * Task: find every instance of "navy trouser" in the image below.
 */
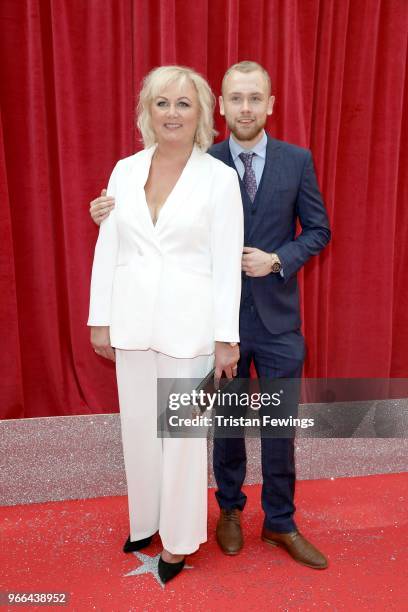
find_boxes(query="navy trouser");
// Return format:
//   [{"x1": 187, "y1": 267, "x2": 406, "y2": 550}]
[{"x1": 213, "y1": 297, "x2": 305, "y2": 533}]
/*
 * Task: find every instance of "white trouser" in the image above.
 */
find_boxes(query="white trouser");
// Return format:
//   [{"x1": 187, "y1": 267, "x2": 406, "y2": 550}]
[{"x1": 115, "y1": 348, "x2": 214, "y2": 555}]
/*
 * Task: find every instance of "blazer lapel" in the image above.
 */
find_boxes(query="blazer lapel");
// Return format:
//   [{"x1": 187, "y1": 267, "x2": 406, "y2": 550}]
[
  {"x1": 126, "y1": 145, "x2": 159, "y2": 241},
  {"x1": 214, "y1": 139, "x2": 233, "y2": 166},
  {"x1": 249, "y1": 136, "x2": 282, "y2": 240},
  {"x1": 154, "y1": 145, "x2": 205, "y2": 232},
  {"x1": 212, "y1": 139, "x2": 254, "y2": 213}
]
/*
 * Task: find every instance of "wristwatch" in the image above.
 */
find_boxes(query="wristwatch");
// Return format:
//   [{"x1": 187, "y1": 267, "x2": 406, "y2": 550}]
[{"x1": 270, "y1": 253, "x2": 282, "y2": 274}]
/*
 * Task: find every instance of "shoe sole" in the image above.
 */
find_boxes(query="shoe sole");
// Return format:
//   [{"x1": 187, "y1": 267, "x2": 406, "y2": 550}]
[
  {"x1": 219, "y1": 548, "x2": 242, "y2": 556},
  {"x1": 261, "y1": 536, "x2": 328, "y2": 570}
]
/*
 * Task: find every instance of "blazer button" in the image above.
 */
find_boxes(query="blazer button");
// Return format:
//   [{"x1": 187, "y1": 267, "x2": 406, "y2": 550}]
[{"x1": 251, "y1": 209, "x2": 256, "y2": 215}]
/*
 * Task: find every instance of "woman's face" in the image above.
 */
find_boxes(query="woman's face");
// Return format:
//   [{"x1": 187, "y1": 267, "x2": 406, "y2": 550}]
[{"x1": 150, "y1": 79, "x2": 200, "y2": 148}]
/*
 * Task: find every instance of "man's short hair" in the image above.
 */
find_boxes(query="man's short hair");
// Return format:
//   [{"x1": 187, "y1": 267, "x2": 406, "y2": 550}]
[{"x1": 222, "y1": 61, "x2": 272, "y2": 95}]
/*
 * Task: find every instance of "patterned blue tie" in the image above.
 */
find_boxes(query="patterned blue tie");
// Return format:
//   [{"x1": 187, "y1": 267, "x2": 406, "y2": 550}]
[{"x1": 239, "y1": 152, "x2": 257, "y2": 202}]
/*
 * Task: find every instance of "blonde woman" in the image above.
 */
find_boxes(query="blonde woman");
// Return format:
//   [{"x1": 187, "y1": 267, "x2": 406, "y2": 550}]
[{"x1": 88, "y1": 66, "x2": 243, "y2": 583}]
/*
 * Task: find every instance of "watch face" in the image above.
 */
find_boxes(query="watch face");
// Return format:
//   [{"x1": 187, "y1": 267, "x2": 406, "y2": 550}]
[{"x1": 271, "y1": 261, "x2": 282, "y2": 273}]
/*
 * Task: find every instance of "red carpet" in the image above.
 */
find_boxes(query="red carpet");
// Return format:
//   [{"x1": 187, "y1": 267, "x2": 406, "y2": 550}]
[{"x1": 1, "y1": 473, "x2": 407, "y2": 611}]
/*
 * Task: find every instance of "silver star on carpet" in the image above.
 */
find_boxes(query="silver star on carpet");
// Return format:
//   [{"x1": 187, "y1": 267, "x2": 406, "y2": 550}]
[{"x1": 124, "y1": 551, "x2": 193, "y2": 587}]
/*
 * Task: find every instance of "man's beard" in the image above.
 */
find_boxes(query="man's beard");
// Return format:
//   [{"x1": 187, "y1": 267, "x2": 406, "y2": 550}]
[{"x1": 227, "y1": 118, "x2": 265, "y2": 142}]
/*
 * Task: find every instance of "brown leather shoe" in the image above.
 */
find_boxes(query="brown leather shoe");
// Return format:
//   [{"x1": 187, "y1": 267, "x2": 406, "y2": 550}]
[
  {"x1": 261, "y1": 527, "x2": 328, "y2": 569},
  {"x1": 216, "y1": 509, "x2": 243, "y2": 555}
]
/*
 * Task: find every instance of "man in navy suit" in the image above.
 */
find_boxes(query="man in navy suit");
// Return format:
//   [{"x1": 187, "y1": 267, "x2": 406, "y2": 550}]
[
  {"x1": 90, "y1": 61, "x2": 330, "y2": 569},
  {"x1": 210, "y1": 61, "x2": 330, "y2": 570}
]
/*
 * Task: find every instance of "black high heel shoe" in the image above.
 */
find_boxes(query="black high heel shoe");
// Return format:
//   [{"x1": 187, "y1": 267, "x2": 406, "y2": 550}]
[
  {"x1": 158, "y1": 555, "x2": 185, "y2": 583},
  {"x1": 123, "y1": 534, "x2": 153, "y2": 553}
]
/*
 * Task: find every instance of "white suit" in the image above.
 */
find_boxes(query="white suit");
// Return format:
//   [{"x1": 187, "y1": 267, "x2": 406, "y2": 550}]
[
  {"x1": 88, "y1": 144, "x2": 243, "y2": 355},
  {"x1": 88, "y1": 144, "x2": 243, "y2": 553}
]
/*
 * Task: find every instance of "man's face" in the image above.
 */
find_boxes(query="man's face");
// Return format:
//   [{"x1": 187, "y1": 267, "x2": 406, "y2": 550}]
[{"x1": 219, "y1": 70, "x2": 274, "y2": 144}]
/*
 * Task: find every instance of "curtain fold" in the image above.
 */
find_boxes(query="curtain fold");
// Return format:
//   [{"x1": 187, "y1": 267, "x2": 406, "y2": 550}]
[
  {"x1": 0, "y1": 0, "x2": 406, "y2": 418},
  {"x1": 0, "y1": 111, "x2": 24, "y2": 418}
]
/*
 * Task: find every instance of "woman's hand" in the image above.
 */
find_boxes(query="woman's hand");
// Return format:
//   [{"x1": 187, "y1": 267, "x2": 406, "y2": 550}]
[
  {"x1": 214, "y1": 341, "x2": 239, "y2": 387},
  {"x1": 89, "y1": 189, "x2": 115, "y2": 226},
  {"x1": 91, "y1": 326, "x2": 115, "y2": 361}
]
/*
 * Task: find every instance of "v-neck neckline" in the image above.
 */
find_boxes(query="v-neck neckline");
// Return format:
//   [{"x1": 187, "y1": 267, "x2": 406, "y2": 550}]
[{"x1": 142, "y1": 145, "x2": 196, "y2": 229}]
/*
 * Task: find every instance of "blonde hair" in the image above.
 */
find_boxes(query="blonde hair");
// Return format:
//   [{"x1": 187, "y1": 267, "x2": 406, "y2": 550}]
[
  {"x1": 222, "y1": 61, "x2": 272, "y2": 95},
  {"x1": 137, "y1": 65, "x2": 216, "y2": 151}
]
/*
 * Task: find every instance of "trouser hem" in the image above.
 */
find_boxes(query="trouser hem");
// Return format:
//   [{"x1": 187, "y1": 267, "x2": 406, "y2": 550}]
[
  {"x1": 160, "y1": 536, "x2": 207, "y2": 556},
  {"x1": 129, "y1": 530, "x2": 157, "y2": 542},
  {"x1": 263, "y1": 519, "x2": 297, "y2": 533},
  {"x1": 218, "y1": 503, "x2": 246, "y2": 512}
]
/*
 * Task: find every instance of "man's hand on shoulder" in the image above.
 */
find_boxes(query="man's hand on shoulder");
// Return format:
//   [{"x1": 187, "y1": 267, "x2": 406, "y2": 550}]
[
  {"x1": 242, "y1": 247, "x2": 281, "y2": 277},
  {"x1": 90, "y1": 189, "x2": 115, "y2": 226}
]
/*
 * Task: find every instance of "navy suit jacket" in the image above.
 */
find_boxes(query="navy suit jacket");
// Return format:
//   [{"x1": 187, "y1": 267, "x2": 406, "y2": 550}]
[{"x1": 209, "y1": 134, "x2": 331, "y2": 334}]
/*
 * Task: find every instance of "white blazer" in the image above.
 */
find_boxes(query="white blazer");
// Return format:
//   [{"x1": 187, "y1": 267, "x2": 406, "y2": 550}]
[{"x1": 88, "y1": 145, "x2": 244, "y2": 358}]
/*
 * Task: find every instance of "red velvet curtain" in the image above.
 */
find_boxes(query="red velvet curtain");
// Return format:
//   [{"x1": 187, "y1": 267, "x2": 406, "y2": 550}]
[{"x1": 1, "y1": 0, "x2": 407, "y2": 418}]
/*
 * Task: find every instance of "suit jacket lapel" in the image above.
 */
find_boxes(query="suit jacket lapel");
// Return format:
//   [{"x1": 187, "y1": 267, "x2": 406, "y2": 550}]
[
  {"x1": 212, "y1": 139, "x2": 233, "y2": 166},
  {"x1": 154, "y1": 145, "x2": 204, "y2": 232},
  {"x1": 212, "y1": 139, "x2": 254, "y2": 215},
  {"x1": 212, "y1": 136, "x2": 282, "y2": 241},
  {"x1": 126, "y1": 146, "x2": 158, "y2": 240},
  {"x1": 125, "y1": 145, "x2": 205, "y2": 243},
  {"x1": 249, "y1": 136, "x2": 282, "y2": 240}
]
